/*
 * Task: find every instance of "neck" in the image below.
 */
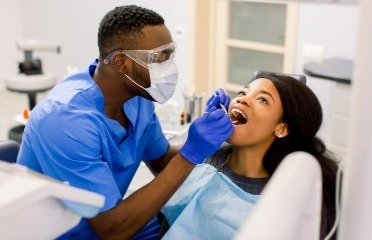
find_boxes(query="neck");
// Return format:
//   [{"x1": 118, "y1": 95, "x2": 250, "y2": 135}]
[
  {"x1": 228, "y1": 147, "x2": 269, "y2": 178},
  {"x1": 94, "y1": 63, "x2": 131, "y2": 126}
]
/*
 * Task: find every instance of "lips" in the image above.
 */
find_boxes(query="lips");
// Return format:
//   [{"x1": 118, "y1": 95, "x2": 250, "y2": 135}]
[{"x1": 230, "y1": 107, "x2": 248, "y2": 125}]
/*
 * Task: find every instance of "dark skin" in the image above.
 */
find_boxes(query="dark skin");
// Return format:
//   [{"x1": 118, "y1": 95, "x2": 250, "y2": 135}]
[{"x1": 88, "y1": 25, "x2": 195, "y2": 239}]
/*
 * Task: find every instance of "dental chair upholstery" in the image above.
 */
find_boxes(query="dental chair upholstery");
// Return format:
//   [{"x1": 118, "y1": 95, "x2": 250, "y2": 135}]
[
  {"x1": 252, "y1": 70, "x2": 307, "y2": 84},
  {"x1": 0, "y1": 140, "x2": 20, "y2": 163}
]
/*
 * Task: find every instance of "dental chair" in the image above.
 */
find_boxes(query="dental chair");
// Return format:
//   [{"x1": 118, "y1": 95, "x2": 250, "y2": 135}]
[
  {"x1": 0, "y1": 140, "x2": 20, "y2": 163},
  {"x1": 234, "y1": 152, "x2": 322, "y2": 240},
  {"x1": 252, "y1": 70, "x2": 307, "y2": 84}
]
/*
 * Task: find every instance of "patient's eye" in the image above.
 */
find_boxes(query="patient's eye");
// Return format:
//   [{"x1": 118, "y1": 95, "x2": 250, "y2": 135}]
[{"x1": 257, "y1": 96, "x2": 269, "y2": 105}]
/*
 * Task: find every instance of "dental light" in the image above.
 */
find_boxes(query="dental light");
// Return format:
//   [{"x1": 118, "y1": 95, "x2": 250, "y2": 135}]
[
  {"x1": 17, "y1": 39, "x2": 61, "y2": 75},
  {"x1": 0, "y1": 161, "x2": 104, "y2": 239}
]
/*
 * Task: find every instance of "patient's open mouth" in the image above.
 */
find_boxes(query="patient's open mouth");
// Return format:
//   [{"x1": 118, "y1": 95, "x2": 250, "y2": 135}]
[{"x1": 230, "y1": 108, "x2": 248, "y2": 125}]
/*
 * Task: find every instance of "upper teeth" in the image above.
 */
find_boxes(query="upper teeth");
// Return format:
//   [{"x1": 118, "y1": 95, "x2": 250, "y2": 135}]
[{"x1": 231, "y1": 108, "x2": 247, "y2": 120}]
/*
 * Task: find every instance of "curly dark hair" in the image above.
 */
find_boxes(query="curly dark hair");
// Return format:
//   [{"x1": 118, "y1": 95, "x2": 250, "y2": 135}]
[
  {"x1": 97, "y1": 5, "x2": 164, "y2": 59},
  {"x1": 253, "y1": 71, "x2": 339, "y2": 240}
]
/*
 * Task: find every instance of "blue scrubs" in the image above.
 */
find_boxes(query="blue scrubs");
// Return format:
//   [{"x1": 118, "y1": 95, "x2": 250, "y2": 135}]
[{"x1": 17, "y1": 60, "x2": 169, "y2": 239}]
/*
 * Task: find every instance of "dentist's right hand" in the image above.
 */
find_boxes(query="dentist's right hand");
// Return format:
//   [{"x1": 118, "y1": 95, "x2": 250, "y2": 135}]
[{"x1": 179, "y1": 108, "x2": 233, "y2": 165}]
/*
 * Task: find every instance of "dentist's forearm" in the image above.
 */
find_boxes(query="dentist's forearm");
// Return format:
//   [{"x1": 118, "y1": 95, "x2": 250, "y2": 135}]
[{"x1": 87, "y1": 153, "x2": 194, "y2": 240}]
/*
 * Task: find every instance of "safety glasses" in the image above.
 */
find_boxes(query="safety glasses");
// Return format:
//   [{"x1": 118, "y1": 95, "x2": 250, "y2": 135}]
[{"x1": 103, "y1": 42, "x2": 177, "y2": 66}]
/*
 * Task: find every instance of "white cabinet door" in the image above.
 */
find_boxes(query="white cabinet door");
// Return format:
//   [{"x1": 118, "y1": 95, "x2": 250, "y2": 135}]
[
  {"x1": 213, "y1": 1, "x2": 298, "y2": 94},
  {"x1": 187, "y1": 0, "x2": 298, "y2": 98}
]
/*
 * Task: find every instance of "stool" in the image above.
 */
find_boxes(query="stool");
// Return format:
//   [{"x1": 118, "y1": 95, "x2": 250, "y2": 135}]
[
  {"x1": 0, "y1": 139, "x2": 20, "y2": 163},
  {"x1": 5, "y1": 72, "x2": 57, "y2": 143}
]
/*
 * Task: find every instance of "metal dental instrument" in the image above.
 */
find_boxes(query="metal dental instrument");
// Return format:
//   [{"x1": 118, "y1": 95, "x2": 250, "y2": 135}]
[{"x1": 208, "y1": 84, "x2": 229, "y2": 114}]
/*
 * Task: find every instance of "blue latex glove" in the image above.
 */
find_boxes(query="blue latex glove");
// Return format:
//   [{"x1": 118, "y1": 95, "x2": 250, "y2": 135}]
[
  {"x1": 180, "y1": 109, "x2": 233, "y2": 164},
  {"x1": 205, "y1": 88, "x2": 230, "y2": 113}
]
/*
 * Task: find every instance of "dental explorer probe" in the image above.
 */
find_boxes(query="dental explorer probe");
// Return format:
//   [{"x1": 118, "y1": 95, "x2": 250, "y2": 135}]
[{"x1": 208, "y1": 84, "x2": 229, "y2": 115}]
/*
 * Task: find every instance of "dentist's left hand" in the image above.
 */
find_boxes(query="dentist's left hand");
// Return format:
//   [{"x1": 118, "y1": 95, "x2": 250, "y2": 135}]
[
  {"x1": 205, "y1": 88, "x2": 230, "y2": 113},
  {"x1": 179, "y1": 108, "x2": 233, "y2": 165}
]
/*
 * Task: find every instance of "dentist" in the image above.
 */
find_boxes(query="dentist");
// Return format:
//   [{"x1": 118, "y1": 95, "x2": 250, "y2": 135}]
[{"x1": 16, "y1": 5, "x2": 233, "y2": 240}]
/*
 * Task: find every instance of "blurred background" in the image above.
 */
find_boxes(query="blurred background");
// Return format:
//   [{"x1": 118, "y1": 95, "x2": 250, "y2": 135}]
[{"x1": 0, "y1": 0, "x2": 359, "y2": 159}]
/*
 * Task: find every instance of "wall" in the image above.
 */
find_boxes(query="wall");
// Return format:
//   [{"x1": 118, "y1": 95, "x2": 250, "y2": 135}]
[{"x1": 0, "y1": 0, "x2": 23, "y2": 88}]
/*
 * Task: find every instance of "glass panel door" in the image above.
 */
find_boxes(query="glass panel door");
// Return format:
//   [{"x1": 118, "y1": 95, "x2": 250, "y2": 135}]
[
  {"x1": 230, "y1": 2, "x2": 287, "y2": 46},
  {"x1": 228, "y1": 47, "x2": 284, "y2": 86}
]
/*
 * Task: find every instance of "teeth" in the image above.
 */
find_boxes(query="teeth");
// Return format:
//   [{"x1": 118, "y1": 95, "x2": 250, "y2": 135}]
[{"x1": 231, "y1": 108, "x2": 247, "y2": 120}]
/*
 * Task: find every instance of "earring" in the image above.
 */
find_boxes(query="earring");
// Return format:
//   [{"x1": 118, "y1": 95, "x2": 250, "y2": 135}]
[{"x1": 278, "y1": 134, "x2": 283, "y2": 138}]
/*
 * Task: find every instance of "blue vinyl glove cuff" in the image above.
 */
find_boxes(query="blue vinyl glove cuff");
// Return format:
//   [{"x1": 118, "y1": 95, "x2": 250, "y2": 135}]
[{"x1": 180, "y1": 109, "x2": 233, "y2": 164}]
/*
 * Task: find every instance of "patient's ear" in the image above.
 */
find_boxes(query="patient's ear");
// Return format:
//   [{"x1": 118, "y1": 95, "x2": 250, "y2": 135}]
[{"x1": 275, "y1": 123, "x2": 289, "y2": 138}]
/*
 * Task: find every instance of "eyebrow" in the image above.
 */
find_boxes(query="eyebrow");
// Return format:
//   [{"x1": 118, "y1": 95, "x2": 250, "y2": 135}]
[{"x1": 243, "y1": 85, "x2": 275, "y2": 103}]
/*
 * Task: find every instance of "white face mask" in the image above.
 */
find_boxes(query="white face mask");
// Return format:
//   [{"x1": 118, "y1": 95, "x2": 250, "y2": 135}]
[{"x1": 126, "y1": 59, "x2": 179, "y2": 104}]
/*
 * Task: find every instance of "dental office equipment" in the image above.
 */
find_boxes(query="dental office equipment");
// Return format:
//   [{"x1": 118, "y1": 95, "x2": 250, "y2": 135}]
[
  {"x1": 234, "y1": 152, "x2": 322, "y2": 240},
  {"x1": 5, "y1": 39, "x2": 61, "y2": 144},
  {"x1": 182, "y1": 88, "x2": 206, "y2": 121},
  {"x1": 338, "y1": 1, "x2": 372, "y2": 239},
  {"x1": 0, "y1": 161, "x2": 104, "y2": 239},
  {"x1": 17, "y1": 39, "x2": 60, "y2": 75},
  {"x1": 6, "y1": 39, "x2": 60, "y2": 109},
  {"x1": 193, "y1": 92, "x2": 205, "y2": 119}
]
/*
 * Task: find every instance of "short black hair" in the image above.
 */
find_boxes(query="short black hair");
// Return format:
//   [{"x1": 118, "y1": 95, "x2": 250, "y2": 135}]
[{"x1": 98, "y1": 5, "x2": 164, "y2": 58}]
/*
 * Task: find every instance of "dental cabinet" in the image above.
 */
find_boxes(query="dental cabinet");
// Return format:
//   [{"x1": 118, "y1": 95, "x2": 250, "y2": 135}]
[{"x1": 304, "y1": 58, "x2": 353, "y2": 159}]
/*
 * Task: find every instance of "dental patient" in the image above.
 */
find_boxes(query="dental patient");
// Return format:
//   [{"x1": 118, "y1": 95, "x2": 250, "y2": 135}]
[{"x1": 159, "y1": 71, "x2": 338, "y2": 240}]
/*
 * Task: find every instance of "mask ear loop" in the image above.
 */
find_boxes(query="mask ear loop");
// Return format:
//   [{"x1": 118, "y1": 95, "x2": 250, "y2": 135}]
[{"x1": 125, "y1": 73, "x2": 146, "y2": 91}]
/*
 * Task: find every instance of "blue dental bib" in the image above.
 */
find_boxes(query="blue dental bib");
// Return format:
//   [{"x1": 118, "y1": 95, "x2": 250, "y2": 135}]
[{"x1": 162, "y1": 163, "x2": 260, "y2": 239}]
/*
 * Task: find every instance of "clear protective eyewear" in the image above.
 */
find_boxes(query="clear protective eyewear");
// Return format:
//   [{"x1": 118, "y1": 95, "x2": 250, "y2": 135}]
[{"x1": 103, "y1": 42, "x2": 177, "y2": 66}]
